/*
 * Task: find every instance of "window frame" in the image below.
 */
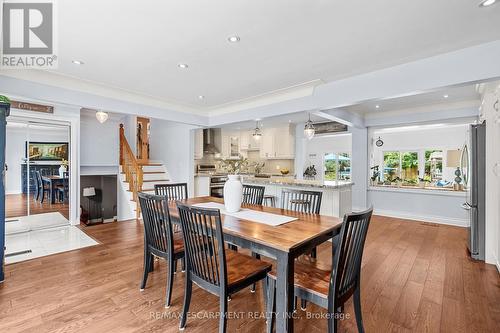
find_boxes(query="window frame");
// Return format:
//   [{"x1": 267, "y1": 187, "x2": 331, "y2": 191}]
[{"x1": 324, "y1": 151, "x2": 351, "y2": 182}]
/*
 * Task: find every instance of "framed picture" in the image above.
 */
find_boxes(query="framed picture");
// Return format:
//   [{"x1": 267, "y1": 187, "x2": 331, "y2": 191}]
[{"x1": 26, "y1": 142, "x2": 69, "y2": 161}]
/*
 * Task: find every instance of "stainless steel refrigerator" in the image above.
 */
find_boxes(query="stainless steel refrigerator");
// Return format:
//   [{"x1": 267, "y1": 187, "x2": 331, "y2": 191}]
[{"x1": 461, "y1": 121, "x2": 486, "y2": 261}]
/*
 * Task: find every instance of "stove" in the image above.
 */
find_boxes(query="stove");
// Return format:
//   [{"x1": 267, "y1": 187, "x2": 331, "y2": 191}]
[{"x1": 197, "y1": 164, "x2": 227, "y2": 197}]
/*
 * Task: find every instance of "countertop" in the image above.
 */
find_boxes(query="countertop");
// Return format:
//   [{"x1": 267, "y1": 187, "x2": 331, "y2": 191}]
[{"x1": 242, "y1": 176, "x2": 354, "y2": 189}]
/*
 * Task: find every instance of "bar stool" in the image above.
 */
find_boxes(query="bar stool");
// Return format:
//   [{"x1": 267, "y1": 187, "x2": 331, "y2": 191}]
[{"x1": 263, "y1": 195, "x2": 276, "y2": 208}]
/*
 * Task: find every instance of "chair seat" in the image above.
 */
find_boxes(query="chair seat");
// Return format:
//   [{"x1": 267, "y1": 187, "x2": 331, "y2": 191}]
[
  {"x1": 268, "y1": 260, "x2": 331, "y2": 299},
  {"x1": 172, "y1": 231, "x2": 185, "y2": 254},
  {"x1": 226, "y1": 249, "x2": 272, "y2": 289}
]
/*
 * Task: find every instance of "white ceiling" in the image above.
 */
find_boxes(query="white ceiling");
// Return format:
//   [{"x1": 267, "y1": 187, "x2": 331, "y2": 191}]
[
  {"x1": 343, "y1": 84, "x2": 481, "y2": 115},
  {"x1": 50, "y1": 0, "x2": 500, "y2": 112}
]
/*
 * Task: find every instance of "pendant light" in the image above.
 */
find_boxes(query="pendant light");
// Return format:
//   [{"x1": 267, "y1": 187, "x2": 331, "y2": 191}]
[
  {"x1": 252, "y1": 121, "x2": 262, "y2": 140},
  {"x1": 304, "y1": 113, "x2": 315, "y2": 140},
  {"x1": 95, "y1": 110, "x2": 109, "y2": 123}
]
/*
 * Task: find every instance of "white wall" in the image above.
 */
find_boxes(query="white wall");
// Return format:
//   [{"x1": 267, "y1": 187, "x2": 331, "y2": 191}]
[
  {"x1": 481, "y1": 83, "x2": 500, "y2": 269},
  {"x1": 149, "y1": 119, "x2": 196, "y2": 196}
]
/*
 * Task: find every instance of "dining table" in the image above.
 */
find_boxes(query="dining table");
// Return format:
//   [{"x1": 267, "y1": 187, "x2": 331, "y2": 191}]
[
  {"x1": 41, "y1": 175, "x2": 68, "y2": 204},
  {"x1": 168, "y1": 196, "x2": 342, "y2": 333}
]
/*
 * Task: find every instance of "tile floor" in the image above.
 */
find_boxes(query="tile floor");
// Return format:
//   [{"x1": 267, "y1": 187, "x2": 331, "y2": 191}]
[{"x1": 5, "y1": 225, "x2": 99, "y2": 264}]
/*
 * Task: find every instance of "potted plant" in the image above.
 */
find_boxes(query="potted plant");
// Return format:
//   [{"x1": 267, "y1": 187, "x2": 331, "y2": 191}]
[
  {"x1": 303, "y1": 165, "x2": 317, "y2": 180},
  {"x1": 220, "y1": 155, "x2": 248, "y2": 212},
  {"x1": 253, "y1": 161, "x2": 265, "y2": 175},
  {"x1": 370, "y1": 166, "x2": 380, "y2": 186}
]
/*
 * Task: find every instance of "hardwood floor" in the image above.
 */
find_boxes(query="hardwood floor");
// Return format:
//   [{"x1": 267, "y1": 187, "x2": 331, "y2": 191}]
[
  {"x1": 0, "y1": 216, "x2": 498, "y2": 332},
  {"x1": 6, "y1": 193, "x2": 69, "y2": 220}
]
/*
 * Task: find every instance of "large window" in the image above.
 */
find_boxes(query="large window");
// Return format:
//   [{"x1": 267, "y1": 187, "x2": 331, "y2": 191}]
[
  {"x1": 425, "y1": 150, "x2": 443, "y2": 181},
  {"x1": 324, "y1": 153, "x2": 351, "y2": 181},
  {"x1": 383, "y1": 151, "x2": 418, "y2": 183}
]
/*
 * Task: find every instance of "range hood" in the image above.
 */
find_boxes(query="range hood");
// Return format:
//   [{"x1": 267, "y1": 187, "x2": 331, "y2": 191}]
[{"x1": 203, "y1": 128, "x2": 221, "y2": 154}]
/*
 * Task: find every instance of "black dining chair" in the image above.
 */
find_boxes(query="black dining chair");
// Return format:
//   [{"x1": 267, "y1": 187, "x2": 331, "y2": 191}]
[
  {"x1": 31, "y1": 170, "x2": 40, "y2": 201},
  {"x1": 242, "y1": 184, "x2": 265, "y2": 205},
  {"x1": 266, "y1": 207, "x2": 374, "y2": 333},
  {"x1": 137, "y1": 192, "x2": 185, "y2": 309},
  {"x1": 154, "y1": 183, "x2": 188, "y2": 272},
  {"x1": 35, "y1": 170, "x2": 50, "y2": 203},
  {"x1": 176, "y1": 203, "x2": 272, "y2": 333},
  {"x1": 56, "y1": 171, "x2": 69, "y2": 203}
]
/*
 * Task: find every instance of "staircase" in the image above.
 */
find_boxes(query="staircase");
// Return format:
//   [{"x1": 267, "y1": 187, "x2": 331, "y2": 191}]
[{"x1": 118, "y1": 124, "x2": 170, "y2": 219}]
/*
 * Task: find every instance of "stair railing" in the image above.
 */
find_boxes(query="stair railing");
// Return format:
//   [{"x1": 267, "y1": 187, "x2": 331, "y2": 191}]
[{"x1": 119, "y1": 124, "x2": 143, "y2": 219}]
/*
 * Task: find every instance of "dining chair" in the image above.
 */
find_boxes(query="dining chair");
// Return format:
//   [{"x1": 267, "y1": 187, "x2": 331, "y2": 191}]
[
  {"x1": 266, "y1": 207, "x2": 374, "y2": 333},
  {"x1": 176, "y1": 203, "x2": 272, "y2": 333},
  {"x1": 281, "y1": 189, "x2": 322, "y2": 261},
  {"x1": 154, "y1": 183, "x2": 188, "y2": 272},
  {"x1": 35, "y1": 171, "x2": 50, "y2": 203},
  {"x1": 137, "y1": 192, "x2": 185, "y2": 309},
  {"x1": 242, "y1": 184, "x2": 265, "y2": 205},
  {"x1": 31, "y1": 170, "x2": 40, "y2": 201},
  {"x1": 56, "y1": 171, "x2": 69, "y2": 203}
]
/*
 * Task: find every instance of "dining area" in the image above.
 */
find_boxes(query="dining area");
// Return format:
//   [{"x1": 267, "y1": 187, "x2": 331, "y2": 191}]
[{"x1": 138, "y1": 182, "x2": 373, "y2": 333}]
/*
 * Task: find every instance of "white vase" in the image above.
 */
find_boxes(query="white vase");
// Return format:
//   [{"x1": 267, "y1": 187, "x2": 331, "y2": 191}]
[
  {"x1": 223, "y1": 174, "x2": 243, "y2": 213},
  {"x1": 59, "y1": 165, "x2": 67, "y2": 177}
]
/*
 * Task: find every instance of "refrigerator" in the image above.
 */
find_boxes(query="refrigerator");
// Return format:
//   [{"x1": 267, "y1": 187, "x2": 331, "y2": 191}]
[{"x1": 461, "y1": 121, "x2": 486, "y2": 261}]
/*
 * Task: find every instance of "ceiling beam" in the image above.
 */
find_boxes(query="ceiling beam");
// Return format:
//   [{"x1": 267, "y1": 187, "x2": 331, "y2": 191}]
[{"x1": 313, "y1": 109, "x2": 365, "y2": 128}]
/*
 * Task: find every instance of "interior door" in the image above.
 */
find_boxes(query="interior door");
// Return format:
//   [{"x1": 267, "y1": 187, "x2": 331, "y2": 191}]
[{"x1": 136, "y1": 117, "x2": 150, "y2": 163}]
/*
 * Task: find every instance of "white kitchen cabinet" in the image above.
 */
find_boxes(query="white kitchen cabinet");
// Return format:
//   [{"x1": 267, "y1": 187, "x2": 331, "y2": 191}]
[
  {"x1": 240, "y1": 130, "x2": 261, "y2": 151},
  {"x1": 221, "y1": 129, "x2": 244, "y2": 159},
  {"x1": 259, "y1": 125, "x2": 295, "y2": 159},
  {"x1": 194, "y1": 129, "x2": 203, "y2": 160}
]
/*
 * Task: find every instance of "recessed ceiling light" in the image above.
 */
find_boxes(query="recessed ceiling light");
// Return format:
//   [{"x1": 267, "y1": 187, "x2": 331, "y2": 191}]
[
  {"x1": 443, "y1": 94, "x2": 449, "y2": 98},
  {"x1": 375, "y1": 105, "x2": 380, "y2": 109},
  {"x1": 198, "y1": 95, "x2": 205, "y2": 100},
  {"x1": 178, "y1": 63, "x2": 189, "y2": 69},
  {"x1": 227, "y1": 35, "x2": 240, "y2": 43},
  {"x1": 479, "y1": 0, "x2": 497, "y2": 7},
  {"x1": 72, "y1": 60, "x2": 84, "y2": 65}
]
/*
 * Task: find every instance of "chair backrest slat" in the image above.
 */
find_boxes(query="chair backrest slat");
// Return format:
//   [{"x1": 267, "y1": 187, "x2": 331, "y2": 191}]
[
  {"x1": 331, "y1": 207, "x2": 373, "y2": 301},
  {"x1": 177, "y1": 203, "x2": 227, "y2": 289},
  {"x1": 281, "y1": 189, "x2": 322, "y2": 214},
  {"x1": 138, "y1": 192, "x2": 175, "y2": 256},
  {"x1": 242, "y1": 185, "x2": 265, "y2": 205},
  {"x1": 155, "y1": 183, "x2": 188, "y2": 201}
]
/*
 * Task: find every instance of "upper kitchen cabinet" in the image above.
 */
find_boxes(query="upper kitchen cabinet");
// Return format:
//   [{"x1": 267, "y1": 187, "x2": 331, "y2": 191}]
[
  {"x1": 240, "y1": 130, "x2": 261, "y2": 151},
  {"x1": 194, "y1": 128, "x2": 204, "y2": 160},
  {"x1": 221, "y1": 129, "x2": 244, "y2": 159},
  {"x1": 260, "y1": 125, "x2": 295, "y2": 159}
]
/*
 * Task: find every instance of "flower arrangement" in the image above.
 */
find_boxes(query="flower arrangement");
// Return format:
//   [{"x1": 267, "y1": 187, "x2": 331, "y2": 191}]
[
  {"x1": 60, "y1": 159, "x2": 69, "y2": 167},
  {"x1": 220, "y1": 155, "x2": 249, "y2": 174},
  {"x1": 253, "y1": 161, "x2": 265, "y2": 174}
]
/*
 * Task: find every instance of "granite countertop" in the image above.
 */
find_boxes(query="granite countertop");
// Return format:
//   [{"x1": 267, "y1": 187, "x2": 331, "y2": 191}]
[{"x1": 242, "y1": 176, "x2": 354, "y2": 189}]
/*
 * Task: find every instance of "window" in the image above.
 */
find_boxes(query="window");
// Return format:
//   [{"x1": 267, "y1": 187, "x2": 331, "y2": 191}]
[
  {"x1": 324, "y1": 152, "x2": 351, "y2": 181},
  {"x1": 383, "y1": 151, "x2": 418, "y2": 183},
  {"x1": 425, "y1": 150, "x2": 443, "y2": 181}
]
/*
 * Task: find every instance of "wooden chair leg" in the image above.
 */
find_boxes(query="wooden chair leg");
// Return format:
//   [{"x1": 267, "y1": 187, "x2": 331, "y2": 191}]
[
  {"x1": 219, "y1": 291, "x2": 228, "y2": 333},
  {"x1": 251, "y1": 252, "x2": 261, "y2": 292},
  {"x1": 179, "y1": 274, "x2": 192, "y2": 330},
  {"x1": 148, "y1": 254, "x2": 154, "y2": 272},
  {"x1": 301, "y1": 299, "x2": 307, "y2": 310},
  {"x1": 266, "y1": 277, "x2": 276, "y2": 333},
  {"x1": 353, "y1": 286, "x2": 365, "y2": 333},
  {"x1": 140, "y1": 250, "x2": 151, "y2": 291},
  {"x1": 173, "y1": 259, "x2": 178, "y2": 274},
  {"x1": 165, "y1": 256, "x2": 174, "y2": 308},
  {"x1": 181, "y1": 258, "x2": 186, "y2": 272}
]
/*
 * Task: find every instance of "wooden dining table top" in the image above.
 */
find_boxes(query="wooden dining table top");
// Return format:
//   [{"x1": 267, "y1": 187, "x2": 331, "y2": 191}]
[
  {"x1": 42, "y1": 175, "x2": 68, "y2": 180},
  {"x1": 168, "y1": 196, "x2": 342, "y2": 253}
]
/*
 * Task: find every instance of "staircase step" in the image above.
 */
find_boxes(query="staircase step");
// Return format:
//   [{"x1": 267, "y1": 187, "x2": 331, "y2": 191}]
[{"x1": 142, "y1": 179, "x2": 170, "y2": 183}]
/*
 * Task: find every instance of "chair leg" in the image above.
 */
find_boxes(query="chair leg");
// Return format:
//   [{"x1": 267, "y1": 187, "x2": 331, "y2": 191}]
[
  {"x1": 165, "y1": 256, "x2": 175, "y2": 308},
  {"x1": 251, "y1": 252, "x2": 261, "y2": 292},
  {"x1": 353, "y1": 286, "x2": 365, "y2": 333},
  {"x1": 301, "y1": 299, "x2": 307, "y2": 310},
  {"x1": 181, "y1": 257, "x2": 186, "y2": 272},
  {"x1": 148, "y1": 254, "x2": 154, "y2": 272},
  {"x1": 294, "y1": 296, "x2": 298, "y2": 312},
  {"x1": 173, "y1": 259, "x2": 178, "y2": 274},
  {"x1": 179, "y1": 274, "x2": 192, "y2": 330},
  {"x1": 311, "y1": 247, "x2": 317, "y2": 259},
  {"x1": 266, "y1": 277, "x2": 276, "y2": 333},
  {"x1": 228, "y1": 244, "x2": 238, "y2": 251},
  {"x1": 219, "y1": 291, "x2": 228, "y2": 333},
  {"x1": 327, "y1": 315, "x2": 338, "y2": 333},
  {"x1": 140, "y1": 250, "x2": 151, "y2": 291}
]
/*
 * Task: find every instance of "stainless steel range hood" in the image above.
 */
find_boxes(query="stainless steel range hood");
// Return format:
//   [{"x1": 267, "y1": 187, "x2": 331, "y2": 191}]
[{"x1": 203, "y1": 128, "x2": 221, "y2": 154}]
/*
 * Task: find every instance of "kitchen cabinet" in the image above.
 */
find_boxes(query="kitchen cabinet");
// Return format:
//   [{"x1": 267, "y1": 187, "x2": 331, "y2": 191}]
[
  {"x1": 194, "y1": 175, "x2": 210, "y2": 196},
  {"x1": 259, "y1": 125, "x2": 295, "y2": 159},
  {"x1": 240, "y1": 130, "x2": 261, "y2": 151},
  {"x1": 221, "y1": 129, "x2": 243, "y2": 159},
  {"x1": 194, "y1": 129, "x2": 203, "y2": 160}
]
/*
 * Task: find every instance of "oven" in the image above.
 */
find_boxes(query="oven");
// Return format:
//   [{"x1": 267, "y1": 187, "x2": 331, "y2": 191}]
[{"x1": 210, "y1": 175, "x2": 227, "y2": 198}]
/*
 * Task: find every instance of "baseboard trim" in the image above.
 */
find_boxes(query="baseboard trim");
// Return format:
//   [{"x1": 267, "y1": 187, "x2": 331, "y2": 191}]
[{"x1": 373, "y1": 209, "x2": 468, "y2": 227}]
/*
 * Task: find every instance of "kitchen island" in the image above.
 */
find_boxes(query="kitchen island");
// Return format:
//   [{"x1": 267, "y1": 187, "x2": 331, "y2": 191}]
[{"x1": 242, "y1": 176, "x2": 353, "y2": 218}]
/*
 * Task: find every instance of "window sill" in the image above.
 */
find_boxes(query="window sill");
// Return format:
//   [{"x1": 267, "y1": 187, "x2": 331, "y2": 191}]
[{"x1": 368, "y1": 185, "x2": 466, "y2": 197}]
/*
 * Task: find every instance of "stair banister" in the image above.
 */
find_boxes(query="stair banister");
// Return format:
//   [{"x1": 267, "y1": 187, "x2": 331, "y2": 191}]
[{"x1": 119, "y1": 124, "x2": 143, "y2": 219}]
